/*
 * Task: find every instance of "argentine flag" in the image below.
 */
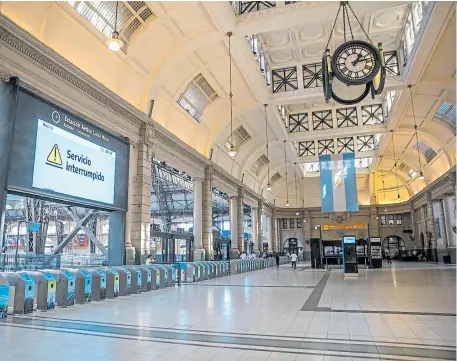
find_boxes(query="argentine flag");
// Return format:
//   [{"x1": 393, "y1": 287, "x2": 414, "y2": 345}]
[{"x1": 319, "y1": 153, "x2": 359, "y2": 212}]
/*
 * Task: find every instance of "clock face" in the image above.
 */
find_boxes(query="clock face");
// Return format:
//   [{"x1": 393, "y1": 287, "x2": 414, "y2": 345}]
[{"x1": 331, "y1": 40, "x2": 381, "y2": 86}]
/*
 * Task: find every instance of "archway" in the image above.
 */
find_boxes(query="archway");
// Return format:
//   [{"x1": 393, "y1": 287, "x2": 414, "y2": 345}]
[
  {"x1": 283, "y1": 238, "x2": 304, "y2": 255},
  {"x1": 382, "y1": 235, "x2": 406, "y2": 258}
]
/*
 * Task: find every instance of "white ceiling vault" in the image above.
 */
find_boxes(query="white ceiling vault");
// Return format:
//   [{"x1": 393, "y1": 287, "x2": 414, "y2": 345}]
[{"x1": 1, "y1": 1, "x2": 455, "y2": 208}]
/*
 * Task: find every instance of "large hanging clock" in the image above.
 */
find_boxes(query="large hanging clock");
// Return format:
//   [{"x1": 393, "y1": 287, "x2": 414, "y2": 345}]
[
  {"x1": 331, "y1": 40, "x2": 381, "y2": 86},
  {"x1": 321, "y1": 1, "x2": 386, "y2": 105}
]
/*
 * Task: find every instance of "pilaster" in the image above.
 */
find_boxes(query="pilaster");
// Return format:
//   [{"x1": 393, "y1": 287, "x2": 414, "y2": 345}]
[
  {"x1": 270, "y1": 210, "x2": 277, "y2": 252},
  {"x1": 369, "y1": 207, "x2": 380, "y2": 237},
  {"x1": 202, "y1": 165, "x2": 213, "y2": 260},
  {"x1": 229, "y1": 195, "x2": 239, "y2": 259},
  {"x1": 193, "y1": 177, "x2": 204, "y2": 261},
  {"x1": 257, "y1": 199, "x2": 264, "y2": 253},
  {"x1": 252, "y1": 207, "x2": 259, "y2": 255},
  {"x1": 425, "y1": 191, "x2": 437, "y2": 262},
  {"x1": 237, "y1": 186, "x2": 244, "y2": 252},
  {"x1": 128, "y1": 123, "x2": 153, "y2": 264}
]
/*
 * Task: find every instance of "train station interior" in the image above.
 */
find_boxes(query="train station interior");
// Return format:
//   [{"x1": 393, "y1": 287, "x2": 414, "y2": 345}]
[{"x1": 0, "y1": 1, "x2": 456, "y2": 360}]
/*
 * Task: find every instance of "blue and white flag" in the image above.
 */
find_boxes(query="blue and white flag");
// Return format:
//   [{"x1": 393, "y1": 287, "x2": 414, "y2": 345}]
[{"x1": 319, "y1": 153, "x2": 359, "y2": 212}]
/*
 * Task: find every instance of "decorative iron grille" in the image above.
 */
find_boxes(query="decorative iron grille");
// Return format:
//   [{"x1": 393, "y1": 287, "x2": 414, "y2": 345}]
[
  {"x1": 336, "y1": 107, "x2": 358, "y2": 128},
  {"x1": 297, "y1": 141, "x2": 315, "y2": 157},
  {"x1": 361, "y1": 104, "x2": 384, "y2": 125},
  {"x1": 337, "y1": 137, "x2": 354, "y2": 153},
  {"x1": 272, "y1": 67, "x2": 298, "y2": 93},
  {"x1": 289, "y1": 113, "x2": 308, "y2": 133},
  {"x1": 357, "y1": 135, "x2": 375, "y2": 152},
  {"x1": 318, "y1": 139, "x2": 334, "y2": 155},
  {"x1": 312, "y1": 110, "x2": 332, "y2": 130},
  {"x1": 302, "y1": 63, "x2": 323, "y2": 89}
]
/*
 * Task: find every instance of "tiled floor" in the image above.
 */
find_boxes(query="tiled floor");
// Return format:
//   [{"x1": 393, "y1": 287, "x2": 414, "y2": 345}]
[{"x1": 0, "y1": 262, "x2": 455, "y2": 361}]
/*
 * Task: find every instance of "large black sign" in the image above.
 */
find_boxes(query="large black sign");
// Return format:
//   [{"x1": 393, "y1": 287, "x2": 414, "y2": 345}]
[{"x1": 7, "y1": 87, "x2": 129, "y2": 211}]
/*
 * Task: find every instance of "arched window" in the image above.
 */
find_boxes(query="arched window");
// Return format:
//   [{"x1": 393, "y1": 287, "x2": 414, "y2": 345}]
[
  {"x1": 434, "y1": 101, "x2": 456, "y2": 129},
  {"x1": 413, "y1": 141, "x2": 437, "y2": 163}
]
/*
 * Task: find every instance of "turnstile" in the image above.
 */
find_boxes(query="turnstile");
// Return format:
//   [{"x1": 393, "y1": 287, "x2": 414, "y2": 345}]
[
  {"x1": 105, "y1": 268, "x2": 120, "y2": 298},
  {"x1": 182, "y1": 263, "x2": 197, "y2": 282},
  {"x1": 115, "y1": 267, "x2": 132, "y2": 296},
  {"x1": 0, "y1": 274, "x2": 10, "y2": 318},
  {"x1": 28, "y1": 271, "x2": 56, "y2": 311},
  {"x1": 0, "y1": 272, "x2": 35, "y2": 314},
  {"x1": 86, "y1": 269, "x2": 105, "y2": 302},
  {"x1": 189, "y1": 262, "x2": 202, "y2": 281},
  {"x1": 155, "y1": 264, "x2": 172, "y2": 287},
  {"x1": 62, "y1": 269, "x2": 92, "y2": 304},
  {"x1": 127, "y1": 266, "x2": 142, "y2": 294},
  {"x1": 46, "y1": 270, "x2": 75, "y2": 308},
  {"x1": 146, "y1": 265, "x2": 163, "y2": 289},
  {"x1": 139, "y1": 266, "x2": 152, "y2": 292}
]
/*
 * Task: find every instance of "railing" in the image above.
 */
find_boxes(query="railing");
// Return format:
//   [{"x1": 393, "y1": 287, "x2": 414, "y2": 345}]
[{"x1": 0, "y1": 252, "x2": 107, "y2": 271}]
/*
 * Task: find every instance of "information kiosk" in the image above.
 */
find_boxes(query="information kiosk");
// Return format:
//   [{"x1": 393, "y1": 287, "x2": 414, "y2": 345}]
[
  {"x1": 342, "y1": 235, "x2": 358, "y2": 277},
  {"x1": 370, "y1": 237, "x2": 382, "y2": 268}
]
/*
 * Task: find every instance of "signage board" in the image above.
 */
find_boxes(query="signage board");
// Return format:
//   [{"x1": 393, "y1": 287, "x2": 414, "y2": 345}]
[
  {"x1": 8, "y1": 89, "x2": 129, "y2": 211},
  {"x1": 370, "y1": 237, "x2": 381, "y2": 243},
  {"x1": 371, "y1": 246, "x2": 382, "y2": 259},
  {"x1": 33, "y1": 119, "x2": 116, "y2": 204},
  {"x1": 343, "y1": 235, "x2": 356, "y2": 244},
  {"x1": 322, "y1": 224, "x2": 367, "y2": 231},
  {"x1": 27, "y1": 222, "x2": 41, "y2": 232}
]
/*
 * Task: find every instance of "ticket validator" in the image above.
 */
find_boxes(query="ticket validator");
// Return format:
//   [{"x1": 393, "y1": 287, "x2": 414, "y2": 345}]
[{"x1": 342, "y1": 235, "x2": 358, "y2": 277}]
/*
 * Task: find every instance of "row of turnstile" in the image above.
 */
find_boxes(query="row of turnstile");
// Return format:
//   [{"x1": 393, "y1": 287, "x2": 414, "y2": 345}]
[
  {"x1": 0, "y1": 258, "x2": 290, "y2": 318},
  {"x1": 0, "y1": 264, "x2": 175, "y2": 317}
]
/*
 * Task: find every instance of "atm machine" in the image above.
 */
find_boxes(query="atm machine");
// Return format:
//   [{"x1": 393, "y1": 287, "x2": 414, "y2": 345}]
[{"x1": 342, "y1": 235, "x2": 358, "y2": 277}]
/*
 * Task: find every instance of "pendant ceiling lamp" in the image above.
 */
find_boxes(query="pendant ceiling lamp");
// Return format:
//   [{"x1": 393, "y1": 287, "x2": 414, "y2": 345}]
[
  {"x1": 227, "y1": 32, "x2": 237, "y2": 158},
  {"x1": 391, "y1": 131, "x2": 401, "y2": 201},
  {"x1": 302, "y1": 177, "x2": 306, "y2": 222},
  {"x1": 322, "y1": 1, "x2": 386, "y2": 105},
  {"x1": 408, "y1": 85, "x2": 424, "y2": 180},
  {"x1": 294, "y1": 162, "x2": 299, "y2": 215},
  {"x1": 264, "y1": 104, "x2": 272, "y2": 191},
  {"x1": 106, "y1": 1, "x2": 124, "y2": 52},
  {"x1": 284, "y1": 141, "x2": 289, "y2": 207}
]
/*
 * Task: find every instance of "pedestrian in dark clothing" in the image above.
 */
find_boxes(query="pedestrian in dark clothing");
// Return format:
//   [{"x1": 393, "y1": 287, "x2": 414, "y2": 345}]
[{"x1": 275, "y1": 253, "x2": 280, "y2": 267}]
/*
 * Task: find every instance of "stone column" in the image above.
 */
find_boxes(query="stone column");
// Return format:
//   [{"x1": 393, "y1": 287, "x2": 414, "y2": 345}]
[
  {"x1": 193, "y1": 177, "x2": 204, "y2": 261},
  {"x1": 229, "y1": 195, "x2": 239, "y2": 258},
  {"x1": 410, "y1": 202, "x2": 419, "y2": 248},
  {"x1": 257, "y1": 199, "x2": 263, "y2": 253},
  {"x1": 237, "y1": 187, "x2": 244, "y2": 252},
  {"x1": 252, "y1": 207, "x2": 259, "y2": 255},
  {"x1": 270, "y1": 210, "x2": 277, "y2": 252},
  {"x1": 425, "y1": 191, "x2": 437, "y2": 262},
  {"x1": 202, "y1": 166, "x2": 213, "y2": 260},
  {"x1": 303, "y1": 210, "x2": 311, "y2": 261},
  {"x1": 369, "y1": 207, "x2": 380, "y2": 237},
  {"x1": 127, "y1": 124, "x2": 153, "y2": 264}
]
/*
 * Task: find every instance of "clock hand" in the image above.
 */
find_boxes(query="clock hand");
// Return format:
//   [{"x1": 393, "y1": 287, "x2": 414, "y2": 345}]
[{"x1": 351, "y1": 54, "x2": 365, "y2": 66}]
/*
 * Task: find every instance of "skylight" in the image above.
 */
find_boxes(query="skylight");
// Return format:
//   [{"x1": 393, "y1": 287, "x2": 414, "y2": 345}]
[
  {"x1": 413, "y1": 141, "x2": 437, "y2": 163},
  {"x1": 177, "y1": 74, "x2": 218, "y2": 121},
  {"x1": 225, "y1": 126, "x2": 251, "y2": 152},
  {"x1": 435, "y1": 101, "x2": 456, "y2": 129},
  {"x1": 67, "y1": 1, "x2": 154, "y2": 47},
  {"x1": 251, "y1": 155, "x2": 269, "y2": 176}
]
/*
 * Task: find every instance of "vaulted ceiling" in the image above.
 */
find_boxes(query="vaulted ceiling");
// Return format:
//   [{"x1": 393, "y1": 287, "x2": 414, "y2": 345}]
[{"x1": 1, "y1": 1, "x2": 455, "y2": 208}]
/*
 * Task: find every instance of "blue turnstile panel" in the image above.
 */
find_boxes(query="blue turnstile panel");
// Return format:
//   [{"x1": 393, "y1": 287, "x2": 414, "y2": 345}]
[
  {"x1": 18, "y1": 273, "x2": 35, "y2": 314},
  {"x1": 41, "y1": 272, "x2": 57, "y2": 310},
  {"x1": 79, "y1": 270, "x2": 92, "y2": 303},
  {"x1": 63, "y1": 271, "x2": 76, "y2": 306},
  {"x1": 0, "y1": 284, "x2": 9, "y2": 319}
]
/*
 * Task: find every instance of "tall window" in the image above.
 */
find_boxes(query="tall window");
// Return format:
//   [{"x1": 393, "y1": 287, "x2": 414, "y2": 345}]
[
  {"x1": 380, "y1": 215, "x2": 387, "y2": 225},
  {"x1": 297, "y1": 219, "x2": 302, "y2": 228},
  {"x1": 388, "y1": 215, "x2": 395, "y2": 225},
  {"x1": 289, "y1": 218, "x2": 295, "y2": 229},
  {"x1": 282, "y1": 219, "x2": 288, "y2": 229},
  {"x1": 396, "y1": 214, "x2": 403, "y2": 225}
]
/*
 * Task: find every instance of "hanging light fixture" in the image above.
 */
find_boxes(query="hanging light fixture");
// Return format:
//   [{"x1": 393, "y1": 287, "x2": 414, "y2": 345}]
[
  {"x1": 106, "y1": 2, "x2": 124, "y2": 52},
  {"x1": 391, "y1": 131, "x2": 401, "y2": 201},
  {"x1": 408, "y1": 85, "x2": 424, "y2": 180},
  {"x1": 227, "y1": 32, "x2": 237, "y2": 158},
  {"x1": 284, "y1": 140, "x2": 289, "y2": 207},
  {"x1": 302, "y1": 177, "x2": 306, "y2": 222},
  {"x1": 264, "y1": 104, "x2": 272, "y2": 191},
  {"x1": 294, "y1": 162, "x2": 299, "y2": 215}
]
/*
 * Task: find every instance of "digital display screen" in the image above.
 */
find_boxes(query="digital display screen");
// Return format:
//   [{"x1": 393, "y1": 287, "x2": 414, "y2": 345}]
[
  {"x1": 7, "y1": 89, "x2": 129, "y2": 211},
  {"x1": 343, "y1": 236, "x2": 356, "y2": 244},
  {"x1": 32, "y1": 119, "x2": 116, "y2": 205}
]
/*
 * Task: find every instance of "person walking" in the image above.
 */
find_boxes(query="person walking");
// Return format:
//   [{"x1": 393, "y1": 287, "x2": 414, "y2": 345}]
[
  {"x1": 275, "y1": 253, "x2": 280, "y2": 267},
  {"x1": 385, "y1": 248, "x2": 392, "y2": 265},
  {"x1": 290, "y1": 251, "x2": 298, "y2": 270}
]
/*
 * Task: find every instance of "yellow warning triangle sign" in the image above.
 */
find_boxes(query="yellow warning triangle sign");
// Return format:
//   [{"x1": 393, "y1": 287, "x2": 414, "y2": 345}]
[{"x1": 46, "y1": 144, "x2": 62, "y2": 168}]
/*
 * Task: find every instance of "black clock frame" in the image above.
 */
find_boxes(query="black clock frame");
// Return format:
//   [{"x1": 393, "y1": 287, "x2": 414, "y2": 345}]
[{"x1": 331, "y1": 40, "x2": 382, "y2": 86}]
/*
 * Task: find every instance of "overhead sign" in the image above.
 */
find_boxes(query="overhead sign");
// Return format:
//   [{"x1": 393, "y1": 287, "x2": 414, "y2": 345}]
[
  {"x1": 322, "y1": 224, "x2": 367, "y2": 231},
  {"x1": 32, "y1": 119, "x2": 116, "y2": 205},
  {"x1": 27, "y1": 222, "x2": 41, "y2": 232}
]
